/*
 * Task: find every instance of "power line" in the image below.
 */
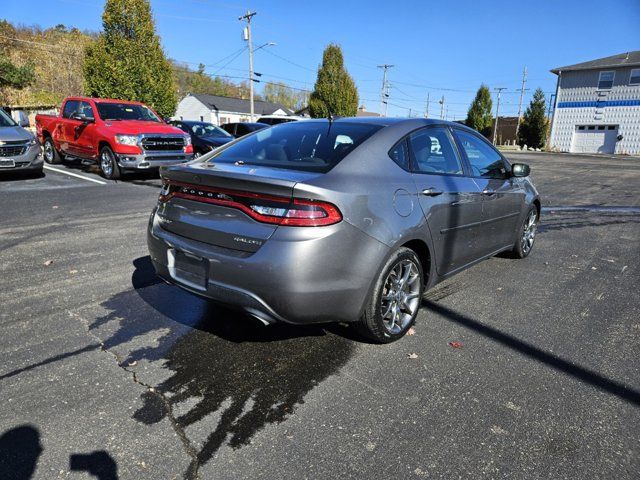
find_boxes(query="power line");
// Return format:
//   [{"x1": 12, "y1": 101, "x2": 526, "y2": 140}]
[{"x1": 377, "y1": 64, "x2": 394, "y2": 117}]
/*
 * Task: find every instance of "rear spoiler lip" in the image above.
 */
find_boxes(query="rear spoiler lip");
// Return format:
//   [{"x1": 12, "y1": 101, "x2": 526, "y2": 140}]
[{"x1": 160, "y1": 163, "x2": 298, "y2": 199}]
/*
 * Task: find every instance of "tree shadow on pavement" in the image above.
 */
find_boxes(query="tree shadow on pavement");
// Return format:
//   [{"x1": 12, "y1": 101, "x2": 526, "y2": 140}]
[
  {"x1": 89, "y1": 256, "x2": 357, "y2": 478},
  {"x1": 421, "y1": 299, "x2": 640, "y2": 407}
]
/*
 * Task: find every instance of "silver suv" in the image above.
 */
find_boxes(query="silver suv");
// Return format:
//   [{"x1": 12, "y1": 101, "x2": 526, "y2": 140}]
[{"x1": 0, "y1": 109, "x2": 42, "y2": 175}]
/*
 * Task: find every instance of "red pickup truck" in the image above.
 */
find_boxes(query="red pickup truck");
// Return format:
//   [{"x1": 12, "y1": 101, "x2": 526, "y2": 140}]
[{"x1": 36, "y1": 97, "x2": 193, "y2": 179}]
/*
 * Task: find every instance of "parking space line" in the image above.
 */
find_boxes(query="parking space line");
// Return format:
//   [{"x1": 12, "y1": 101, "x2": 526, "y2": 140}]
[{"x1": 43, "y1": 165, "x2": 107, "y2": 185}]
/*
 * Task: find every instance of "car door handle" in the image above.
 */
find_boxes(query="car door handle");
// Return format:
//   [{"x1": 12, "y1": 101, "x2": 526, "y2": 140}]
[
  {"x1": 482, "y1": 188, "x2": 496, "y2": 196},
  {"x1": 421, "y1": 188, "x2": 444, "y2": 197}
]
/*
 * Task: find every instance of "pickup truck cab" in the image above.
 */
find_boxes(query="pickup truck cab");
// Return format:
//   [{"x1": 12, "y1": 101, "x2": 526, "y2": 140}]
[{"x1": 36, "y1": 97, "x2": 193, "y2": 179}]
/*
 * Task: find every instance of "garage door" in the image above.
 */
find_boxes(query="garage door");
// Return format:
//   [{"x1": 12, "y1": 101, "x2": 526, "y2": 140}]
[{"x1": 570, "y1": 125, "x2": 618, "y2": 154}]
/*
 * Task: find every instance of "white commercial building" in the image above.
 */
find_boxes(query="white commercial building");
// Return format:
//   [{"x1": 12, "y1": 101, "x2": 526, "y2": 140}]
[
  {"x1": 549, "y1": 51, "x2": 640, "y2": 155},
  {"x1": 174, "y1": 93, "x2": 293, "y2": 126}
]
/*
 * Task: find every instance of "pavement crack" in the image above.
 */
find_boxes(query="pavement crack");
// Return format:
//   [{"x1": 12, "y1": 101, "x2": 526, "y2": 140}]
[{"x1": 68, "y1": 310, "x2": 202, "y2": 479}]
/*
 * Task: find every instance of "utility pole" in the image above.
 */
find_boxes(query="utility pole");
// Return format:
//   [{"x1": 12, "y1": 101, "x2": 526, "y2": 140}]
[
  {"x1": 492, "y1": 87, "x2": 507, "y2": 145},
  {"x1": 439, "y1": 96, "x2": 445, "y2": 119},
  {"x1": 425, "y1": 92, "x2": 430, "y2": 118},
  {"x1": 239, "y1": 10, "x2": 257, "y2": 121},
  {"x1": 408, "y1": 108, "x2": 412, "y2": 117},
  {"x1": 514, "y1": 66, "x2": 529, "y2": 140},
  {"x1": 377, "y1": 64, "x2": 393, "y2": 117}
]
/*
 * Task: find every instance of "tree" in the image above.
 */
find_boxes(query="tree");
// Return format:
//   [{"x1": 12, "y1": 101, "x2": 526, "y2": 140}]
[
  {"x1": 308, "y1": 44, "x2": 358, "y2": 118},
  {"x1": 263, "y1": 81, "x2": 305, "y2": 110},
  {"x1": 0, "y1": 55, "x2": 34, "y2": 90},
  {"x1": 518, "y1": 88, "x2": 547, "y2": 149},
  {"x1": 465, "y1": 84, "x2": 493, "y2": 138},
  {"x1": 84, "y1": 0, "x2": 177, "y2": 117}
]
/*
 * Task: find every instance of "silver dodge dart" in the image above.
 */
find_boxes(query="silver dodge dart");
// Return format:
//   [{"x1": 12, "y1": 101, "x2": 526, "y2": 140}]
[{"x1": 147, "y1": 118, "x2": 540, "y2": 342}]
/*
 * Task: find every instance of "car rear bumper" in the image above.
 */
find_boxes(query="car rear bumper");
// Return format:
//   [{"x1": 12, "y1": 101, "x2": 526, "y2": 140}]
[
  {"x1": 146, "y1": 208, "x2": 390, "y2": 325},
  {"x1": 116, "y1": 151, "x2": 193, "y2": 169},
  {"x1": 0, "y1": 144, "x2": 42, "y2": 171}
]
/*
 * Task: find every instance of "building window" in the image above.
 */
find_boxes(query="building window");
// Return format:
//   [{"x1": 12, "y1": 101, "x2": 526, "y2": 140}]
[
  {"x1": 200, "y1": 116, "x2": 204, "y2": 122},
  {"x1": 607, "y1": 125, "x2": 615, "y2": 130},
  {"x1": 598, "y1": 71, "x2": 615, "y2": 90},
  {"x1": 578, "y1": 126, "x2": 585, "y2": 130},
  {"x1": 630, "y1": 69, "x2": 640, "y2": 85},
  {"x1": 597, "y1": 126, "x2": 605, "y2": 130},
  {"x1": 588, "y1": 126, "x2": 595, "y2": 130}
]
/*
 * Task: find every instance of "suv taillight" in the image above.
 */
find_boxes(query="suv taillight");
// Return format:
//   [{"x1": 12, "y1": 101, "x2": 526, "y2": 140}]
[{"x1": 159, "y1": 180, "x2": 342, "y2": 227}]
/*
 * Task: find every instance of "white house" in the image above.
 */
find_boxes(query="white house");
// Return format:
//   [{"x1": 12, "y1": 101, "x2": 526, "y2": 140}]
[
  {"x1": 549, "y1": 51, "x2": 640, "y2": 155},
  {"x1": 174, "y1": 93, "x2": 294, "y2": 125}
]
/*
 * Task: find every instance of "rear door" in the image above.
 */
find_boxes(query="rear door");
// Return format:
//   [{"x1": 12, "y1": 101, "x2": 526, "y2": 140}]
[
  {"x1": 407, "y1": 126, "x2": 485, "y2": 275},
  {"x1": 452, "y1": 128, "x2": 524, "y2": 252}
]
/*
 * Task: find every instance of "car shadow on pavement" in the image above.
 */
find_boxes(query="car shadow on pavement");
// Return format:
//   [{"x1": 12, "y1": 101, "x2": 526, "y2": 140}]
[
  {"x1": 89, "y1": 256, "x2": 357, "y2": 478},
  {"x1": 0, "y1": 425, "x2": 118, "y2": 479},
  {"x1": 421, "y1": 299, "x2": 640, "y2": 407}
]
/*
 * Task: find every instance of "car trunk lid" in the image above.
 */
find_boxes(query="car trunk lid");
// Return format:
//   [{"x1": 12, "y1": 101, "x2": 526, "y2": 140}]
[{"x1": 156, "y1": 162, "x2": 324, "y2": 253}]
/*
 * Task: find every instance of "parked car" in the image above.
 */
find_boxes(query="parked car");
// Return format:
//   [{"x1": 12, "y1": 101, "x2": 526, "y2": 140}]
[
  {"x1": 0, "y1": 107, "x2": 42, "y2": 176},
  {"x1": 220, "y1": 122, "x2": 269, "y2": 138},
  {"x1": 36, "y1": 97, "x2": 193, "y2": 179},
  {"x1": 168, "y1": 120, "x2": 234, "y2": 158},
  {"x1": 256, "y1": 115, "x2": 304, "y2": 125},
  {"x1": 148, "y1": 118, "x2": 540, "y2": 343}
]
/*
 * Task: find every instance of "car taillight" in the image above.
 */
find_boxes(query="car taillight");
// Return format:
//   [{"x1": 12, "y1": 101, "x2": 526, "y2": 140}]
[{"x1": 158, "y1": 181, "x2": 342, "y2": 227}]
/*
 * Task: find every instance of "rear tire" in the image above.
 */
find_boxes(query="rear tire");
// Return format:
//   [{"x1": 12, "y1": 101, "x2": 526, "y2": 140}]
[
  {"x1": 358, "y1": 247, "x2": 424, "y2": 343},
  {"x1": 510, "y1": 206, "x2": 538, "y2": 259},
  {"x1": 43, "y1": 137, "x2": 62, "y2": 164},
  {"x1": 99, "y1": 145, "x2": 121, "y2": 180}
]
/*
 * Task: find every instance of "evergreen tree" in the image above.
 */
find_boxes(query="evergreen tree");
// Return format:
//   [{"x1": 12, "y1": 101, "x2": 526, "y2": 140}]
[
  {"x1": 465, "y1": 84, "x2": 493, "y2": 138},
  {"x1": 308, "y1": 44, "x2": 358, "y2": 118},
  {"x1": 0, "y1": 55, "x2": 34, "y2": 90},
  {"x1": 84, "y1": 0, "x2": 177, "y2": 117},
  {"x1": 518, "y1": 88, "x2": 547, "y2": 148}
]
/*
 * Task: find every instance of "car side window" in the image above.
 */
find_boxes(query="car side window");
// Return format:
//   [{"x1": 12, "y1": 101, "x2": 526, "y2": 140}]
[
  {"x1": 389, "y1": 139, "x2": 410, "y2": 170},
  {"x1": 454, "y1": 130, "x2": 508, "y2": 179},
  {"x1": 62, "y1": 100, "x2": 79, "y2": 119},
  {"x1": 237, "y1": 125, "x2": 248, "y2": 136},
  {"x1": 408, "y1": 127, "x2": 463, "y2": 175},
  {"x1": 78, "y1": 102, "x2": 94, "y2": 120}
]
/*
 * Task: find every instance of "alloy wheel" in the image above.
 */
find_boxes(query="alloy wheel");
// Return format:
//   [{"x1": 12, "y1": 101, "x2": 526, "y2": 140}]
[
  {"x1": 44, "y1": 141, "x2": 54, "y2": 163},
  {"x1": 521, "y1": 210, "x2": 537, "y2": 254},
  {"x1": 380, "y1": 259, "x2": 421, "y2": 334},
  {"x1": 101, "y1": 150, "x2": 114, "y2": 177}
]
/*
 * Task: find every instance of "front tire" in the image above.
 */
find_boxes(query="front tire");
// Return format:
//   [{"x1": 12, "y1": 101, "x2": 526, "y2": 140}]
[
  {"x1": 358, "y1": 247, "x2": 424, "y2": 343},
  {"x1": 511, "y1": 206, "x2": 538, "y2": 259},
  {"x1": 43, "y1": 137, "x2": 62, "y2": 164},
  {"x1": 99, "y1": 145, "x2": 121, "y2": 180}
]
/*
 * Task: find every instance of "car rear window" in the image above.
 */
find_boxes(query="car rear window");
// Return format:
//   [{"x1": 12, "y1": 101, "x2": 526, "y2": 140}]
[{"x1": 207, "y1": 121, "x2": 382, "y2": 172}]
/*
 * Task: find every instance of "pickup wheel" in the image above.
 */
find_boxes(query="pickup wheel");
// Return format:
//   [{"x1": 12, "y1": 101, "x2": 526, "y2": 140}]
[
  {"x1": 99, "y1": 145, "x2": 121, "y2": 180},
  {"x1": 43, "y1": 137, "x2": 62, "y2": 164}
]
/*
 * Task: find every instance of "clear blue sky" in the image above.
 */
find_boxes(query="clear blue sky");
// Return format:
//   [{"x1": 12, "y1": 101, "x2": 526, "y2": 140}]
[{"x1": 4, "y1": 0, "x2": 640, "y2": 118}]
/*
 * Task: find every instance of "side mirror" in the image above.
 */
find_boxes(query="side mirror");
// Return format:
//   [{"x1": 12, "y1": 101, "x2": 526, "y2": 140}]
[
  {"x1": 19, "y1": 118, "x2": 30, "y2": 128},
  {"x1": 511, "y1": 163, "x2": 530, "y2": 177}
]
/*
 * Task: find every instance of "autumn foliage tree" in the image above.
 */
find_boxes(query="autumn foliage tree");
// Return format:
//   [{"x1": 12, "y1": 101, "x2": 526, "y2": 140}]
[
  {"x1": 309, "y1": 44, "x2": 358, "y2": 118},
  {"x1": 84, "y1": 0, "x2": 177, "y2": 117}
]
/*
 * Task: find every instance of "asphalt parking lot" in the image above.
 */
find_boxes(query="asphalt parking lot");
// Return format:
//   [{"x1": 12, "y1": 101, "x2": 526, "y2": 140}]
[{"x1": 1, "y1": 152, "x2": 638, "y2": 479}]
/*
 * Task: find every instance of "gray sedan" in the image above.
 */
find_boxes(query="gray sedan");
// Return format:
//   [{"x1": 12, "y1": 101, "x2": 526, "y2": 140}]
[
  {"x1": 0, "y1": 109, "x2": 42, "y2": 175},
  {"x1": 147, "y1": 118, "x2": 540, "y2": 342}
]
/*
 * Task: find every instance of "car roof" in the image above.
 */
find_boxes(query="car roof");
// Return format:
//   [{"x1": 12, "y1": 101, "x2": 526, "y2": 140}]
[
  {"x1": 298, "y1": 117, "x2": 475, "y2": 131},
  {"x1": 66, "y1": 97, "x2": 146, "y2": 105},
  {"x1": 179, "y1": 120, "x2": 215, "y2": 126}
]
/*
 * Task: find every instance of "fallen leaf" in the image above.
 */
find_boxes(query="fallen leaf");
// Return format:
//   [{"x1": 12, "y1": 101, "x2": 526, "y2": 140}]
[
  {"x1": 43, "y1": 260, "x2": 54, "y2": 266},
  {"x1": 69, "y1": 269, "x2": 78, "y2": 274},
  {"x1": 52, "y1": 205, "x2": 59, "y2": 209},
  {"x1": 621, "y1": 265, "x2": 628, "y2": 273},
  {"x1": 407, "y1": 327, "x2": 416, "y2": 336},
  {"x1": 407, "y1": 352, "x2": 418, "y2": 359},
  {"x1": 591, "y1": 266, "x2": 597, "y2": 270},
  {"x1": 449, "y1": 341, "x2": 463, "y2": 349}
]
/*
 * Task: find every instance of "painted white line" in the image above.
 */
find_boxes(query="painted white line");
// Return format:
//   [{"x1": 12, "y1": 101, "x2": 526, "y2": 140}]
[{"x1": 43, "y1": 165, "x2": 107, "y2": 185}]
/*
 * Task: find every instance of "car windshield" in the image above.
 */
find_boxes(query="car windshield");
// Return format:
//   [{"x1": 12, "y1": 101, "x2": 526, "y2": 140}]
[
  {"x1": 206, "y1": 121, "x2": 382, "y2": 172},
  {"x1": 191, "y1": 123, "x2": 232, "y2": 138},
  {"x1": 96, "y1": 103, "x2": 160, "y2": 122},
  {"x1": 0, "y1": 109, "x2": 17, "y2": 127}
]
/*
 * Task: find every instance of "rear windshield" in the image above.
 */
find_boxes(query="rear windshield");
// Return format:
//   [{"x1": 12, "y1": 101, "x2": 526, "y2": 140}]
[
  {"x1": 96, "y1": 103, "x2": 160, "y2": 122},
  {"x1": 207, "y1": 121, "x2": 382, "y2": 172}
]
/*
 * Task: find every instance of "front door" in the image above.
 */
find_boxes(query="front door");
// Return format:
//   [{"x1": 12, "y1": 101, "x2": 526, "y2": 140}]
[
  {"x1": 69, "y1": 101, "x2": 97, "y2": 159},
  {"x1": 452, "y1": 129, "x2": 524, "y2": 252},
  {"x1": 407, "y1": 126, "x2": 485, "y2": 275}
]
